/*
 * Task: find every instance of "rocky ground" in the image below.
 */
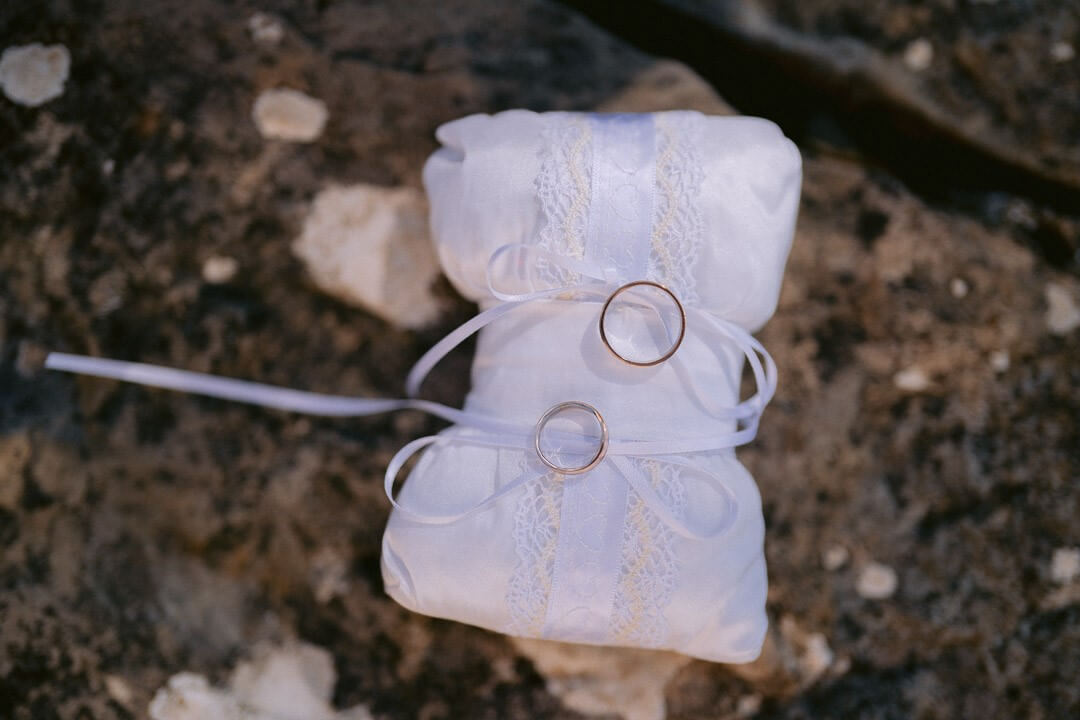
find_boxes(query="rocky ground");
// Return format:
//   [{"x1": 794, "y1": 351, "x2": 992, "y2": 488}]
[{"x1": 1, "y1": 1, "x2": 1078, "y2": 718}]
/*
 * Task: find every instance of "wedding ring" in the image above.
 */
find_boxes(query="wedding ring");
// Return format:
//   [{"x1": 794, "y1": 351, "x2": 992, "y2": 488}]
[
  {"x1": 533, "y1": 401, "x2": 609, "y2": 475},
  {"x1": 599, "y1": 280, "x2": 686, "y2": 367}
]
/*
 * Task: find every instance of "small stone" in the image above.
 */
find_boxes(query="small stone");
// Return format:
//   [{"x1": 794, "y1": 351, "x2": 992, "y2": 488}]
[
  {"x1": 903, "y1": 38, "x2": 933, "y2": 72},
  {"x1": 1050, "y1": 547, "x2": 1080, "y2": 585},
  {"x1": 822, "y1": 545, "x2": 850, "y2": 571},
  {"x1": 102, "y1": 158, "x2": 115, "y2": 175},
  {"x1": 252, "y1": 88, "x2": 327, "y2": 143},
  {"x1": 248, "y1": 13, "x2": 284, "y2": 45},
  {"x1": 856, "y1": 562, "x2": 898, "y2": 599},
  {"x1": 293, "y1": 184, "x2": 443, "y2": 329},
  {"x1": 989, "y1": 350, "x2": 1010, "y2": 373},
  {"x1": 1045, "y1": 282, "x2": 1080, "y2": 335},
  {"x1": 1050, "y1": 42, "x2": 1075, "y2": 63},
  {"x1": 950, "y1": 277, "x2": 969, "y2": 299},
  {"x1": 104, "y1": 675, "x2": 135, "y2": 706},
  {"x1": 736, "y1": 695, "x2": 762, "y2": 717},
  {"x1": 0, "y1": 43, "x2": 70, "y2": 107},
  {"x1": 802, "y1": 633, "x2": 834, "y2": 680},
  {"x1": 893, "y1": 366, "x2": 930, "y2": 392},
  {"x1": 202, "y1": 255, "x2": 239, "y2": 284}
]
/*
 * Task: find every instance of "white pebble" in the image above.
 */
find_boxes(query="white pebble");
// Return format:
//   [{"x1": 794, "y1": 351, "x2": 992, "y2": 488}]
[
  {"x1": 293, "y1": 184, "x2": 443, "y2": 329},
  {"x1": 1050, "y1": 42, "x2": 1075, "y2": 63},
  {"x1": 104, "y1": 675, "x2": 134, "y2": 706},
  {"x1": 894, "y1": 367, "x2": 930, "y2": 392},
  {"x1": 856, "y1": 562, "x2": 898, "y2": 599},
  {"x1": 950, "y1": 277, "x2": 969, "y2": 299},
  {"x1": 202, "y1": 256, "x2": 238, "y2": 284},
  {"x1": 802, "y1": 633, "x2": 835, "y2": 679},
  {"x1": 736, "y1": 695, "x2": 762, "y2": 717},
  {"x1": 248, "y1": 13, "x2": 285, "y2": 45},
  {"x1": 822, "y1": 545, "x2": 850, "y2": 571},
  {"x1": 252, "y1": 88, "x2": 327, "y2": 143},
  {"x1": 1045, "y1": 282, "x2": 1080, "y2": 335},
  {"x1": 989, "y1": 349, "x2": 1010, "y2": 373},
  {"x1": 0, "y1": 43, "x2": 70, "y2": 107},
  {"x1": 1051, "y1": 547, "x2": 1080, "y2": 585},
  {"x1": 903, "y1": 39, "x2": 933, "y2": 72}
]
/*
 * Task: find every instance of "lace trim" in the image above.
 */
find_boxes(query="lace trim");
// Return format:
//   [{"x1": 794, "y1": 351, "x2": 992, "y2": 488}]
[
  {"x1": 609, "y1": 459, "x2": 686, "y2": 647},
  {"x1": 649, "y1": 112, "x2": 704, "y2": 306},
  {"x1": 509, "y1": 113, "x2": 696, "y2": 646},
  {"x1": 534, "y1": 115, "x2": 592, "y2": 286},
  {"x1": 506, "y1": 467, "x2": 563, "y2": 636}
]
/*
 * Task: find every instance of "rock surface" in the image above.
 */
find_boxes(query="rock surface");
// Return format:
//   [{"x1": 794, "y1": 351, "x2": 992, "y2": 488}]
[{"x1": 0, "y1": 1, "x2": 1077, "y2": 719}]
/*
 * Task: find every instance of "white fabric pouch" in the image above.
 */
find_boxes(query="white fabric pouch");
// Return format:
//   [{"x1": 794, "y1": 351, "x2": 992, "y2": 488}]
[{"x1": 381, "y1": 110, "x2": 801, "y2": 663}]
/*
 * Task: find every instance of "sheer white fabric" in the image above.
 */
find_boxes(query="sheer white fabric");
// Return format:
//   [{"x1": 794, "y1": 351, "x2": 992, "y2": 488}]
[{"x1": 382, "y1": 110, "x2": 801, "y2": 663}]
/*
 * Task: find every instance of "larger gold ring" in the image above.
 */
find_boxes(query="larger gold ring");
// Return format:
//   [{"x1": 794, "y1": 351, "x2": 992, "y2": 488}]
[
  {"x1": 599, "y1": 280, "x2": 686, "y2": 367},
  {"x1": 533, "y1": 401, "x2": 609, "y2": 476}
]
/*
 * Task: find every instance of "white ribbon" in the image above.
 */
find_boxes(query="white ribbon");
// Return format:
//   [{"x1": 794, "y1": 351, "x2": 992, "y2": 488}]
[{"x1": 45, "y1": 240, "x2": 775, "y2": 539}]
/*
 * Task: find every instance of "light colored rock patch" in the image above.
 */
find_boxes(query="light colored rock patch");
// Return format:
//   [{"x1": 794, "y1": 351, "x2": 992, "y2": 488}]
[
  {"x1": 202, "y1": 256, "x2": 239, "y2": 284},
  {"x1": 149, "y1": 643, "x2": 372, "y2": 720},
  {"x1": 511, "y1": 638, "x2": 690, "y2": 720},
  {"x1": 1050, "y1": 547, "x2": 1080, "y2": 585},
  {"x1": 903, "y1": 38, "x2": 933, "y2": 72},
  {"x1": 856, "y1": 562, "x2": 899, "y2": 599},
  {"x1": 252, "y1": 88, "x2": 327, "y2": 142},
  {"x1": 1045, "y1": 282, "x2": 1080, "y2": 335},
  {"x1": 822, "y1": 545, "x2": 849, "y2": 571},
  {"x1": 0, "y1": 43, "x2": 70, "y2": 106},
  {"x1": 893, "y1": 367, "x2": 929, "y2": 392},
  {"x1": 597, "y1": 60, "x2": 734, "y2": 115},
  {"x1": 247, "y1": 13, "x2": 284, "y2": 45},
  {"x1": 293, "y1": 184, "x2": 443, "y2": 329}
]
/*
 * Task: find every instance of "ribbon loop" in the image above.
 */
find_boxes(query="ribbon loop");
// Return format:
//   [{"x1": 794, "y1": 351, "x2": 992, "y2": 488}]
[{"x1": 45, "y1": 239, "x2": 779, "y2": 539}]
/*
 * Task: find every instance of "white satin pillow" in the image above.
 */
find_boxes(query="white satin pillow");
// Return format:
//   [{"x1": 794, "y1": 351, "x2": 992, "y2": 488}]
[{"x1": 381, "y1": 111, "x2": 800, "y2": 662}]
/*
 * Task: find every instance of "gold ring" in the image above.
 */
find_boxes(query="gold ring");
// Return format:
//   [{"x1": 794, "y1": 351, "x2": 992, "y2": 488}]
[
  {"x1": 599, "y1": 280, "x2": 686, "y2": 367},
  {"x1": 533, "y1": 401, "x2": 609, "y2": 476}
]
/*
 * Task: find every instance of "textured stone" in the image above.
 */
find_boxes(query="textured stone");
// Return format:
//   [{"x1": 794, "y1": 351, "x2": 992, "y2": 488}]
[
  {"x1": 0, "y1": 43, "x2": 69, "y2": 106},
  {"x1": 1045, "y1": 282, "x2": 1080, "y2": 335},
  {"x1": 252, "y1": 88, "x2": 328, "y2": 142},
  {"x1": 1050, "y1": 548, "x2": 1080, "y2": 585},
  {"x1": 856, "y1": 562, "x2": 899, "y2": 600},
  {"x1": 292, "y1": 184, "x2": 442, "y2": 329}
]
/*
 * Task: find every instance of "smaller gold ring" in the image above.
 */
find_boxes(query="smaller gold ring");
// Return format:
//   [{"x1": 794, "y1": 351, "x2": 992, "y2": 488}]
[
  {"x1": 533, "y1": 401, "x2": 609, "y2": 476},
  {"x1": 599, "y1": 280, "x2": 686, "y2": 367}
]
